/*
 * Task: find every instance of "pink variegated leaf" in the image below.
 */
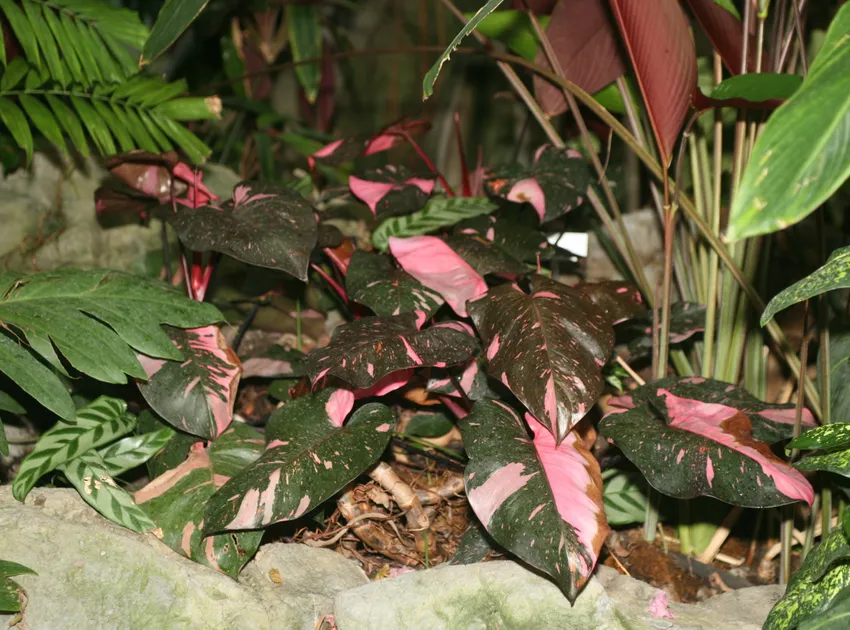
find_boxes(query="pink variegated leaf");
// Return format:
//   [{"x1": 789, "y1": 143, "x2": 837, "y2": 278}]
[
  {"x1": 349, "y1": 165, "x2": 435, "y2": 218},
  {"x1": 137, "y1": 325, "x2": 242, "y2": 440},
  {"x1": 573, "y1": 280, "x2": 645, "y2": 325},
  {"x1": 305, "y1": 311, "x2": 477, "y2": 390},
  {"x1": 461, "y1": 399, "x2": 608, "y2": 602},
  {"x1": 308, "y1": 119, "x2": 432, "y2": 169},
  {"x1": 627, "y1": 303, "x2": 706, "y2": 356},
  {"x1": 352, "y1": 369, "x2": 415, "y2": 400},
  {"x1": 390, "y1": 235, "x2": 487, "y2": 317},
  {"x1": 468, "y1": 274, "x2": 615, "y2": 444},
  {"x1": 442, "y1": 233, "x2": 527, "y2": 277},
  {"x1": 600, "y1": 380, "x2": 815, "y2": 507},
  {"x1": 427, "y1": 358, "x2": 497, "y2": 401},
  {"x1": 203, "y1": 389, "x2": 394, "y2": 532},
  {"x1": 135, "y1": 425, "x2": 264, "y2": 578}
]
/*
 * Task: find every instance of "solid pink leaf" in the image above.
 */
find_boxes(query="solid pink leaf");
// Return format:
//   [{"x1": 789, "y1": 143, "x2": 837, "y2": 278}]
[
  {"x1": 325, "y1": 389, "x2": 355, "y2": 427},
  {"x1": 352, "y1": 368, "x2": 414, "y2": 399},
  {"x1": 389, "y1": 235, "x2": 487, "y2": 317},
  {"x1": 349, "y1": 176, "x2": 396, "y2": 215}
]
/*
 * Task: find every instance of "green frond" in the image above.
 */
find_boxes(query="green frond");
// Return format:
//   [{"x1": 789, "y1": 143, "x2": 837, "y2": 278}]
[
  {"x1": 0, "y1": 60, "x2": 219, "y2": 163},
  {"x1": 0, "y1": 0, "x2": 148, "y2": 86}
]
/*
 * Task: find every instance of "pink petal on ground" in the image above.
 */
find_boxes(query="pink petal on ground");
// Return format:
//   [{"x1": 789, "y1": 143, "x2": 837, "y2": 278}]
[
  {"x1": 507, "y1": 178, "x2": 546, "y2": 222},
  {"x1": 389, "y1": 236, "x2": 487, "y2": 317},
  {"x1": 649, "y1": 590, "x2": 676, "y2": 619},
  {"x1": 325, "y1": 389, "x2": 355, "y2": 427},
  {"x1": 349, "y1": 176, "x2": 397, "y2": 215}
]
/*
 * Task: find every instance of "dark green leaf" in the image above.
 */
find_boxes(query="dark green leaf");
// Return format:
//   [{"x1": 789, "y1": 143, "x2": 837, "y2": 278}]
[
  {"x1": 18, "y1": 94, "x2": 68, "y2": 154},
  {"x1": 286, "y1": 3, "x2": 322, "y2": 103},
  {"x1": 405, "y1": 411, "x2": 454, "y2": 438},
  {"x1": 0, "y1": 98, "x2": 33, "y2": 163},
  {"x1": 0, "y1": 560, "x2": 36, "y2": 614},
  {"x1": 448, "y1": 521, "x2": 499, "y2": 565},
  {"x1": 137, "y1": 410, "x2": 200, "y2": 478},
  {"x1": 346, "y1": 251, "x2": 443, "y2": 318},
  {"x1": 796, "y1": 450, "x2": 850, "y2": 477},
  {"x1": 141, "y1": 0, "x2": 210, "y2": 66},
  {"x1": 0, "y1": 334, "x2": 75, "y2": 421},
  {"x1": 442, "y1": 233, "x2": 527, "y2": 276},
  {"x1": 710, "y1": 73, "x2": 802, "y2": 102},
  {"x1": 790, "y1": 425, "x2": 850, "y2": 452}
]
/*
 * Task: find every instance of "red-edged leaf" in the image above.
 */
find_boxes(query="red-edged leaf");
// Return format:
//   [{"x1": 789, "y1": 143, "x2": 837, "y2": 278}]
[
  {"x1": 468, "y1": 275, "x2": 615, "y2": 443},
  {"x1": 349, "y1": 166, "x2": 435, "y2": 217},
  {"x1": 608, "y1": 0, "x2": 697, "y2": 166},
  {"x1": 389, "y1": 235, "x2": 487, "y2": 318},
  {"x1": 600, "y1": 381, "x2": 814, "y2": 507},
  {"x1": 137, "y1": 325, "x2": 242, "y2": 440},
  {"x1": 203, "y1": 389, "x2": 394, "y2": 531},
  {"x1": 460, "y1": 399, "x2": 607, "y2": 602},
  {"x1": 685, "y1": 0, "x2": 760, "y2": 75},
  {"x1": 533, "y1": 0, "x2": 627, "y2": 116},
  {"x1": 305, "y1": 312, "x2": 478, "y2": 390}
]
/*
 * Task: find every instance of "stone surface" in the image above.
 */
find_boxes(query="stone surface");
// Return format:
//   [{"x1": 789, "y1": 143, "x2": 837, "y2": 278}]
[{"x1": 0, "y1": 488, "x2": 366, "y2": 630}]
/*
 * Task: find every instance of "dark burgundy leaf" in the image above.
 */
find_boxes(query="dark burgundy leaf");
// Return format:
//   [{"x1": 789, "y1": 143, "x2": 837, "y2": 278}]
[
  {"x1": 533, "y1": 0, "x2": 627, "y2": 116},
  {"x1": 627, "y1": 302, "x2": 705, "y2": 355},
  {"x1": 455, "y1": 206, "x2": 552, "y2": 262},
  {"x1": 468, "y1": 275, "x2": 614, "y2": 442},
  {"x1": 685, "y1": 0, "x2": 760, "y2": 75},
  {"x1": 442, "y1": 233, "x2": 527, "y2": 276},
  {"x1": 94, "y1": 188, "x2": 159, "y2": 227},
  {"x1": 345, "y1": 250, "x2": 443, "y2": 318},
  {"x1": 573, "y1": 280, "x2": 644, "y2": 324},
  {"x1": 427, "y1": 358, "x2": 498, "y2": 401},
  {"x1": 485, "y1": 145, "x2": 591, "y2": 222},
  {"x1": 167, "y1": 181, "x2": 318, "y2": 281},
  {"x1": 608, "y1": 0, "x2": 698, "y2": 166},
  {"x1": 305, "y1": 312, "x2": 478, "y2": 390},
  {"x1": 349, "y1": 165, "x2": 435, "y2": 218}
]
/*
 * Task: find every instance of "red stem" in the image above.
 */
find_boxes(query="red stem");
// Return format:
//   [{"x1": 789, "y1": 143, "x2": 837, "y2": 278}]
[
  {"x1": 311, "y1": 263, "x2": 348, "y2": 303},
  {"x1": 393, "y1": 130, "x2": 454, "y2": 197}
]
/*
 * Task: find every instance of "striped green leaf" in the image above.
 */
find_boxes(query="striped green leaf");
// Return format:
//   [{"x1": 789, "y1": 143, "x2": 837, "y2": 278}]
[
  {"x1": 601, "y1": 469, "x2": 648, "y2": 526},
  {"x1": 97, "y1": 428, "x2": 176, "y2": 476}
]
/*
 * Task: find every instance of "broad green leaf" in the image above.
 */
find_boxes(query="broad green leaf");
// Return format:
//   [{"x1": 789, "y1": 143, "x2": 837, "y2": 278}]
[
  {"x1": 0, "y1": 561, "x2": 36, "y2": 580},
  {"x1": 204, "y1": 390, "x2": 394, "y2": 532},
  {"x1": 286, "y1": 3, "x2": 322, "y2": 103},
  {"x1": 423, "y1": 0, "x2": 506, "y2": 99},
  {"x1": 761, "y1": 245, "x2": 850, "y2": 325},
  {"x1": 727, "y1": 4, "x2": 850, "y2": 241},
  {"x1": 462, "y1": 10, "x2": 550, "y2": 61},
  {"x1": 0, "y1": 560, "x2": 36, "y2": 614},
  {"x1": 13, "y1": 397, "x2": 135, "y2": 501},
  {"x1": 461, "y1": 399, "x2": 607, "y2": 603},
  {"x1": 796, "y1": 450, "x2": 850, "y2": 477},
  {"x1": 0, "y1": 334, "x2": 75, "y2": 421},
  {"x1": 60, "y1": 450, "x2": 155, "y2": 533},
  {"x1": 790, "y1": 425, "x2": 850, "y2": 452},
  {"x1": 141, "y1": 0, "x2": 210, "y2": 66},
  {"x1": 710, "y1": 73, "x2": 802, "y2": 102},
  {"x1": 97, "y1": 427, "x2": 175, "y2": 476},
  {"x1": 601, "y1": 469, "x2": 648, "y2": 526},
  {"x1": 405, "y1": 411, "x2": 455, "y2": 439},
  {"x1": 207, "y1": 422, "x2": 265, "y2": 478},
  {"x1": 372, "y1": 197, "x2": 496, "y2": 252},
  {"x1": 346, "y1": 250, "x2": 443, "y2": 318},
  {"x1": 800, "y1": 588, "x2": 850, "y2": 630}
]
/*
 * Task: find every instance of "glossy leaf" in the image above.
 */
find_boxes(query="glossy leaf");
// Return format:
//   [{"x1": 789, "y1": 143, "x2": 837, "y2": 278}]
[
  {"x1": 796, "y1": 450, "x2": 850, "y2": 478},
  {"x1": 468, "y1": 275, "x2": 614, "y2": 443},
  {"x1": 12, "y1": 397, "x2": 135, "y2": 502},
  {"x1": 0, "y1": 560, "x2": 36, "y2": 613},
  {"x1": 799, "y1": 589, "x2": 850, "y2": 630},
  {"x1": 349, "y1": 166, "x2": 434, "y2": 217},
  {"x1": 710, "y1": 73, "x2": 802, "y2": 103},
  {"x1": 727, "y1": 4, "x2": 850, "y2": 242},
  {"x1": 485, "y1": 146, "x2": 590, "y2": 222},
  {"x1": 608, "y1": 0, "x2": 697, "y2": 166},
  {"x1": 372, "y1": 196, "x2": 497, "y2": 252},
  {"x1": 168, "y1": 181, "x2": 318, "y2": 281},
  {"x1": 762, "y1": 246, "x2": 850, "y2": 326},
  {"x1": 97, "y1": 427, "x2": 176, "y2": 476},
  {"x1": 137, "y1": 325, "x2": 241, "y2": 440},
  {"x1": 533, "y1": 0, "x2": 626, "y2": 116},
  {"x1": 790, "y1": 425, "x2": 850, "y2": 452},
  {"x1": 686, "y1": 0, "x2": 758, "y2": 74},
  {"x1": 346, "y1": 250, "x2": 444, "y2": 318},
  {"x1": 821, "y1": 320, "x2": 850, "y2": 432},
  {"x1": 140, "y1": 0, "x2": 209, "y2": 66},
  {"x1": 442, "y1": 233, "x2": 527, "y2": 276},
  {"x1": 600, "y1": 384, "x2": 814, "y2": 507},
  {"x1": 390, "y1": 236, "x2": 487, "y2": 317},
  {"x1": 305, "y1": 312, "x2": 478, "y2": 390},
  {"x1": 461, "y1": 400, "x2": 607, "y2": 602},
  {"x1": 204, "y1": 390, "x2": 394, "y2": 532},
  {"x1": 455, "y1": 206, "x2": 551, "y2": 262},
  {"x1": 428, "y1": 358, "x2": 498, "y2": 402},
  {"x1": 423, "y1": 0, "x2": 507, "y2": 99},
  {"x1": 601, "y1": 468, "x2": 648, "y2": 526},
  {"x1": 573, "y1": 281, "x2": 644, "y2": 324},
  {"x1": 60, "y1": 450, "x2": 156, "y2": 533}
]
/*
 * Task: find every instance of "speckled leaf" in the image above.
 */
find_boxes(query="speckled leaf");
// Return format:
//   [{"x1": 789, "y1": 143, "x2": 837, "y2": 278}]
[
  {"x1": 60, "y1": 450, "x2": 156, "y2": 533},
  {"x1": 821, "y1": 320, "x2": 850, "y2": 438},
  {"x1": 765, "y1": 529, "x2": 850, "y2": 630},
  {"x1": 455, "y1": 207, "x2": 552, "y2": 262},
  {"x1": 460, "y1": 400, "x2": 607, "y2": 602},
  {"x1": 468, "y1": 275, "x2": 614, "y2": 443},
  {"x1": 799, "y1": 588, "x2": 850, "y2": 630},
  {"x1": 137, "y1": 325, "x2": 241, "y2": 440},
  {"x1": 608, "y1": 377, "x2": 817, "y2": 444},
  {"x1": 427, "y1": 358, "x2": 498, "y2": 402},
  {"x1": 346, "y1": 251, "x2": 443, "y2": 318},
  {"x1": 203, "y1": 390, "x2": 394, "y2": 532},
  {"x1": 208, "y1": 422, "x2": 266, "y2": 478},
  {"x1": 12, "y1": 397, "x2": 135, "y2": 502},
  {"x1": 349, "y1": 165, "x2": 434, "y2": 218},
  {"x1": 600, "y1": 383, "x2": 814, "y2": 507},
  {"x1": 628, "y1": 303, "x2": 706, "y2": 355},
  {"x1": 135, "y1": 441, "x2": 263, "y2": 578},
  {"x1": 601, "y1": 468, "x2": 648, "y2": 526},
  {"x1": 305, "y1": 312, "x2": 478, "y2": 390},
  {"x1": 0, "y1": 561, "x2": 36, "y2": 613},
  {"x1": 168, "y1": 181, "x2": 318, "y2": 281},
  {"x1": 762, "y1": 246, "x2": 850, "y2": 326},
  {"x1": 573, "y1": 281, "x2": 644, "y2": 324},
  {"x1": 97, "y1": 427, "x2": 176, "y2": 476},
  {"x1": 448, "y1": 521, "x2": 500, "y2": 565},
  {"x1": 790, "y1": 425, "x2": 850, "y2": 452},
  {"x1": 442, "y1": 233, "x2": 527, "y2": 276},
  {"x1": 485, "y1": 146, "x2": 590, "y2": 223},
  {"x1": 796, "y1": 450, "x2": 850, "y2": 478}
]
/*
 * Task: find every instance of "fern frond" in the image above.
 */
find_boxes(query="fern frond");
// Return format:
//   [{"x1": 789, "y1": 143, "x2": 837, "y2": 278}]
[
  {"x1": 0, "y1": 0, "x2": 148, "y2": 86},
  {"x1": 0, "y1": 61, "x2": 220, "y2": 162}
]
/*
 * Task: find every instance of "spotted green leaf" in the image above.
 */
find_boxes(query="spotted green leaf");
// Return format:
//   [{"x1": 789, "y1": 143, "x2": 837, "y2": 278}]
[
  {"x1": 790, "y1": 425, "x2": 850, "y2": 452},
  {"x1": 796, "y1": 450, "x2": 850, "y2": 478},
  {"x1": 0, "y1": 560, "x2": 36, "y2": 613},
  {"x1": 799, "y1": 588, "x2": 850, "y2": 630}
]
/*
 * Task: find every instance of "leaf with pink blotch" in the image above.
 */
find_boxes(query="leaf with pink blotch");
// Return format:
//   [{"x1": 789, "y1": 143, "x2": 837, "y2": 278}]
[
  {"x1": 390, "y1": 235, "x2": 487, "y2": 317},
  {"x1": 427, "y1": 358, "x2": 498, "y2": 401},
  {"x1": 468, "y1": 274, "x2": 615, "y2": 444},
  {"x1": 627, "y1": 302, "x2": 706, "y2": 356},
  {"x1": 135, "y1": 424, "x2": 265, "y2": 578},
  {"x1": 454, "y1": 205, "x2": 552, "y2": 263},
  {"x1": 308, "y1": 119, "x2": 431, "y2": 169},
  {"x1": 349, "y1": 165, "x2": 435, "y2": 218},
  {"x1": 137, "y1": 325, "x2": 241, "y2": 441},
  {"x1": 573, "y1": 280, "x2": 645, "y2": 325},
  {"x1": 485, "y1": 145, "x2": 590, "y2": 223},
  {"x1": 460, "y1": 399, "x2": 608, "y2": 603},
  {"x1": 600, "y1": 381, "x2": 814, "y2": 508},
  {"x1": 304, "y1": 312, "x2": 478, "y2": 390},
  {"x1": 442, "y1": 233, "x2": 527, "y2": 276},
  {"x1": 203, "y1": 389, "x2": 394, "y2": 532}
]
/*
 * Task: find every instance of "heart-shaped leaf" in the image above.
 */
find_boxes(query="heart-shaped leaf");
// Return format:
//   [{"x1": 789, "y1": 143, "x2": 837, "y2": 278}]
[
  {"x1": 485, "y1": 146, "x2": 590, "y2": 222},
  {"x1": 349, "y1": 166, "x2": 434, "y2": 217},
  {"x1": 305, "y1": 312, "x2": 478, "y2": 390},
  {"x1": 428, "y1": 358, "x2": 498, "y2": 401},
  {"x1": 346, "y1": 250, "x2": 444, "y2": 318},
  {"x1": 390, "y1": 236, "x2": 487, "y2": 317},
  {"x1": 608, "y1": 0, "x2": 697, "y2": 166},
  {"x1": 468, "y1": 275, "x2": 614, "y2": 443},
  {"x1": 203, "y1": 389, "x2": 394, "y2": 531},
  {"x1": 461, "y1": 400, "x2": 607, "y2": 603},
  {"x1": 442, "y1": 233, "x2": 527, "y2": 276},
  {"x1": 137, "y1": 325, "x2": 242, "y2": 440},
  {"x1": 600, "y1": 384, "x2": 814, "y2": 507},
  {"x1": 455, "y1": 206, "x2": 551, "y2": 262},
  {"x1": 168, "y1": 181, "x2": 318, "y2": 281},
  {"x1": 308, "y1": 119, "x2": 432, "y2": 168}
]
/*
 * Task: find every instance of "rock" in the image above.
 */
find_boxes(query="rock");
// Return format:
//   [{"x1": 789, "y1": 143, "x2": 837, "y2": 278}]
[
  {"x1": 333, "y1": 561, "x2": 784, "y2": 630},
  {"x1": 0, "y1": 488, "x2": 366, "y2": 630}
]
